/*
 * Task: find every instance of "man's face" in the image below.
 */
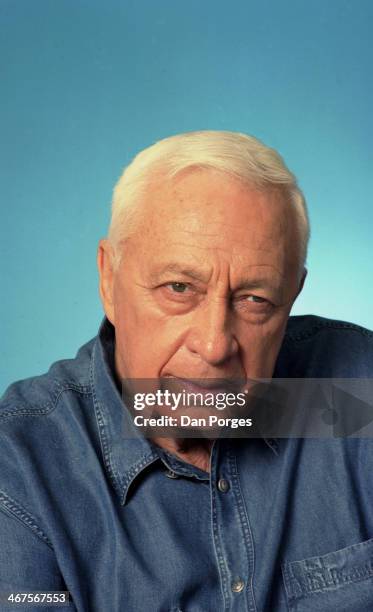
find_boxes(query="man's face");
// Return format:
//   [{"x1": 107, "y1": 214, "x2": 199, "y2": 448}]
[{"x1": 99, "y1": 169, "x2": 305, "y2": 387}]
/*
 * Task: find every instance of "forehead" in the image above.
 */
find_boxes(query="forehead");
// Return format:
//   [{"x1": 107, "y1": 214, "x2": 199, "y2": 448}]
[{"x1": 125, "y1": 169, "x2": 300, "y2": 284}]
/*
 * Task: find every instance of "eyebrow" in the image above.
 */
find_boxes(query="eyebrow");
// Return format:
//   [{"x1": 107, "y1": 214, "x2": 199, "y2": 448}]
[
  {"x1": 149, "y1": 263, "x2": 283, "y2": 292},
  {"x1": 149, "y1": 264, "x2": 209, "y2": 283},
  {"x1": 235, "y1": 280, "x2": 282, "y2": 293}
]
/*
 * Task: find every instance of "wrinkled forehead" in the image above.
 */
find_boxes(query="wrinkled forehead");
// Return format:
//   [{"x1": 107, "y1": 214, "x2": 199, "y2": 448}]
[
  {"x1": 137, "y1": 169, "x2": 297, "y2": 247},
  {"x1": 121, "y1": 170, "x2": 302, "y2": 286}
]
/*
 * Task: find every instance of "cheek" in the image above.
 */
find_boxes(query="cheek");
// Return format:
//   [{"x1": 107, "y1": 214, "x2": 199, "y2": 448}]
[
  {"x1": 113, "y1": 301, "x2": 191, "y2": 377},
  {"x1": 238, "y1": 315, "x2": 288, "y2": 376}
]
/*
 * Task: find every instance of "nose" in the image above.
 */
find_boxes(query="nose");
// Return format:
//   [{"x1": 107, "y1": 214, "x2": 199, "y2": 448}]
[{"x1": 185, "y1": 295, "x2": 239, "y2": 366}]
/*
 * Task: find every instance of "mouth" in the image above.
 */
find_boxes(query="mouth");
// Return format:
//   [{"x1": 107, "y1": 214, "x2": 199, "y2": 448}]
[{"x1": 161, "y1": 376, "x2": 246, "y2": 395}]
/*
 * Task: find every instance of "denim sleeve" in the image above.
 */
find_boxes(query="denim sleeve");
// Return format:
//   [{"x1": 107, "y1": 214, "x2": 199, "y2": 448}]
[{"x1": 0, "y1": 503, "x2": 77, "y2": 612}]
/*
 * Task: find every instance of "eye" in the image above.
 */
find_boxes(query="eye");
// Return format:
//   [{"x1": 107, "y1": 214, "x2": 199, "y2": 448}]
[
  {"x1": 233, "y1": 293, "x2": 273, "y2": 316},
  {"x1": 168, "y1": 282, "x2": 189, "y2": 293},
  {"x1": 246, "y1": 295, "x2": 267, "y2": 303},
  {"x1": 158, "y1": 281, "x2": 197, "y2": 311}
]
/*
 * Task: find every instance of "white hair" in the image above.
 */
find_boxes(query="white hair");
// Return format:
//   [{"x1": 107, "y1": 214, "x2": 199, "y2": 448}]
[{"x1": 108, "y1": 130, "x2": 310, "y2": 269}]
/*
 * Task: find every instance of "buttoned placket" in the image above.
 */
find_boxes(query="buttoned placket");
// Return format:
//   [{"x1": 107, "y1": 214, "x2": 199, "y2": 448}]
[
  {"x1": 210, "y1": 441, "x2": 257, "y2": 612},
  {"x1": 154, "y1": 442, "x2": 257, "y2": 611}
]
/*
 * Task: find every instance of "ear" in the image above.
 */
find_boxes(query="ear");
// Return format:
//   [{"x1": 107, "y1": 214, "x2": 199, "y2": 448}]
[
  {"x1": 97, "y1": 239, "x2": 116, "y2": 325},
  {"x1": 295, "y1": 267, "x2": 307, "y2": 300}
]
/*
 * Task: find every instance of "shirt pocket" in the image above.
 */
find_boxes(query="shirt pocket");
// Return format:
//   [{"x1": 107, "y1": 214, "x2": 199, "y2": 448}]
[{"x1": 282, "y1": 538, "x2": 373, "y2": 612}]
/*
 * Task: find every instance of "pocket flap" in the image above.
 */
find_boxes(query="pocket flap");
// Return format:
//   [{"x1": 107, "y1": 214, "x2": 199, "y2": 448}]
[{"x1": 283, "y1": 537, "x2": 373, "y2": 601}]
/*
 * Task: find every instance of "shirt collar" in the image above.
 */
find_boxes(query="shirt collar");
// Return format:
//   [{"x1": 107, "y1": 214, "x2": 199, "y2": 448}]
[
  {"x1": 263, "y1": 437, "x2": 279, "y2": 454},
  {"x1": 90, "y1": 318, "x2": 160, "y2": 505},
  {"x1": 90, "y1": 317, "x2": 279, "y2": 504}
]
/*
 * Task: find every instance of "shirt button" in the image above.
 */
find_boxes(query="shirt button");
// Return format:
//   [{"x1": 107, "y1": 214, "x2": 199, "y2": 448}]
[
  {"x1": 165, "y1": 469, "x2": 179, "y2": 479},
  {"x1": 217, "y1": 478, "x2": 230, "y2": 493},
  {"x1": 231, "y1": 578, "x2": 245, "y2": 593}
]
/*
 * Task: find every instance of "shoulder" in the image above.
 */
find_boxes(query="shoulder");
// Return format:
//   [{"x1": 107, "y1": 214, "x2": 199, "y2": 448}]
[
  {"x1": 0, "y1": 335, "x2": 95, "y2": 415},
  {"x1": 0, "y1": 335, "x2": 98, "y2": 518},
  {"x1": 276, "y1": 314, "x2": 373, "y2": 376},
  {"x1": 285, "y1": 314, "x2": 372, "y2": 342}
]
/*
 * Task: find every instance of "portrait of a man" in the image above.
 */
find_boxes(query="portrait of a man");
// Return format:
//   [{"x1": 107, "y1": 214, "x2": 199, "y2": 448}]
[
  {"x1": 2, "y1": 0, "x2": 373, "y2": 610},
  {"x1": 1, "y1": 131, "x2": 373, "y2": 612}
]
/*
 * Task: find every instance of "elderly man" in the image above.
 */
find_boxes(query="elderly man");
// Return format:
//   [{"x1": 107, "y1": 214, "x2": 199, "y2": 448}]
[{"x1": 1, "y1": 131, "x2": 372, "y2": 612}]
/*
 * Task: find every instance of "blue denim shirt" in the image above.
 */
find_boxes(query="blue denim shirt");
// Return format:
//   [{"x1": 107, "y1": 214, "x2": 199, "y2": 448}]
[{"x1": 1, "y1": 315, "x2": 373, "y2": 612}]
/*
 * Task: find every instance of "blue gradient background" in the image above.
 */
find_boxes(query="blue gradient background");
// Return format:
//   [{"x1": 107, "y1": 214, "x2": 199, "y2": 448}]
[{"x1": 1, "y1": 0, "x2": 372, "y2": 394}]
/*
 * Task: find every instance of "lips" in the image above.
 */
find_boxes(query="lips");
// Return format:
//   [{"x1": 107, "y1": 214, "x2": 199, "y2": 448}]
[{"x1": 161, "y1": 376, "x2": 246, "y2": 395}]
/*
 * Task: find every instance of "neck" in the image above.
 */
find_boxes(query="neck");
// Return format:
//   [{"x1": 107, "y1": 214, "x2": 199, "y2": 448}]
[{"x1": 152, "y1": 437, "x2": 214, "y2": 473}]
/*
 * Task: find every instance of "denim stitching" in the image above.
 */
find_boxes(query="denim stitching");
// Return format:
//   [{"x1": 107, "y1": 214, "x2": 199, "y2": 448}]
[
  {"x1": 210, "y1": 444, "x2": 230, "y2": 611},
  {"x1": 285, "y1": 318, "x2": 373, "y2": 342},
  {"x1": 0, "y1": 383, "x2": 92, "y2": 421},
  {"x1": 283, "y1": 537, "x2": 373, "y2": 600},
  {"x1": 0, "y1": 490, "x2": 53, "y2": 549},
  {"x1": 229, "y1": 448, "x2": 258, "y2": 612},
  {"x1": 90, "y1": 344, "x2": 125, "y2": 499},
  {"x1": 121, "y1": 453, "x2": 160, "y2": 505}
]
